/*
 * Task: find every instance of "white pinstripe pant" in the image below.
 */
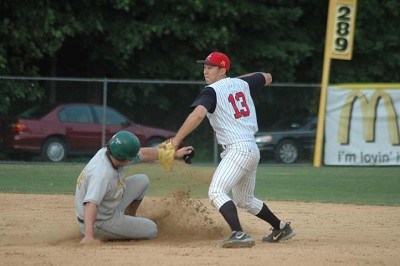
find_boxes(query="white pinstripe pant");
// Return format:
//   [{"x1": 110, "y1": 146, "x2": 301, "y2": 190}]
[{"x1": 208, "y1": 141, "x2": 264, "y2": 215}]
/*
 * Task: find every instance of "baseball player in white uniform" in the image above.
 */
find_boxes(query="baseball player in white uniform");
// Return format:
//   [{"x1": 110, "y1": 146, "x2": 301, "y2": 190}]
[
  {"x1": 170, "y1": 52, "x2": 295, "y2": 248},
  {"x1": 75, "y1": 130, "x2": 193, "y2": 244}
]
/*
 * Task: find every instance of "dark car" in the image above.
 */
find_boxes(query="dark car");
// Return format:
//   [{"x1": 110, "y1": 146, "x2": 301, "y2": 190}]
[
  {"x1": 0, "y1": 103, "x2": 176, "y2": 162},
  {"x1": 255, "y1": 116, "x2": 317, "y2": 164}
]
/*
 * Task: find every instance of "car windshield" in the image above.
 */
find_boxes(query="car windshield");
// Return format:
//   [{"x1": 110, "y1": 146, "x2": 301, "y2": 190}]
[
  {"x1": 266, "y1": 117, "x2": 313, "y2": 131},
  {"x1": 92, "y1": 106, "x2": 131, "y2": 126},
  {"x1": 17, "y1": 105, "x2": 56, "y2": 119}
]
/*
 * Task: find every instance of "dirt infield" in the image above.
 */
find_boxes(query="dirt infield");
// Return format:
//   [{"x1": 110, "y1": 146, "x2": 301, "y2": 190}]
[{"x1": 0, "y1": 193, "x2": 399, "y2": 266}]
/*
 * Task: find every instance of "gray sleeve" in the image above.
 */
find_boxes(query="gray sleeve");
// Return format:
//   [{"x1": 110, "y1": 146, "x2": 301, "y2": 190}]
[{"x1": 83, "y1": 171, "x2": 110, "y2": 206}]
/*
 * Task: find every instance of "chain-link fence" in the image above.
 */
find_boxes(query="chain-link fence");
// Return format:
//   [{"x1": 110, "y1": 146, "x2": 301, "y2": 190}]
[{"x1": 0, "y1": 76, "x2": 320, "y2": 164}]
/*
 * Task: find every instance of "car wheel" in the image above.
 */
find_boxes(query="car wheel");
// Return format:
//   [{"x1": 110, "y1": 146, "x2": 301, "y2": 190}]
[
  {"x1": 275, "y1": 140, "x2": 298, "y2": 164},
  {"x1": 145, "y1": 137, "x2": 166, "y2": 148},
  {"x1": 41, "y1": 137, "x2": 68, "y2": 162}
]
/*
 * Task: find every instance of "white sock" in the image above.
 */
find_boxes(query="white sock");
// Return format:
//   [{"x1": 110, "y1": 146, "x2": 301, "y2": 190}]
[{"x1": 280, "y1": 221, "x2": 287, "y2": 229}]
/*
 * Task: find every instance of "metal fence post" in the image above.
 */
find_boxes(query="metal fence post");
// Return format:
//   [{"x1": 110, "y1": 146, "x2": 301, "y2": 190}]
[
  {"x1": 213, "y1": 133, "x2": 218, "y2": 165},
  {"x1": 101, "y1": 79, "x2": 108, "y2": 147}
]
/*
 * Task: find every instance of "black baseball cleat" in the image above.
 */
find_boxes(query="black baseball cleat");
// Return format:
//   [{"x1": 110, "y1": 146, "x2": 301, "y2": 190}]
[
  {"x1": 220, "y1": 231, "x2": 255, "y2": 248},
  {"x1": 262, "y1": 222, "x2": 295, "y2": 243}
]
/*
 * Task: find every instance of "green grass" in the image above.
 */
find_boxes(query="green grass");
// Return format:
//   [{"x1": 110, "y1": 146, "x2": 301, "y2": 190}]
[
  {"x1": 0, "y1": 163, "x2": 399, "y2": 206},
  {"x1": 0, "y1": 163, "x2": 84, "y2": 194},
  {"x1": 254, "y1": 166, "x2": 400, "y2": 205}
]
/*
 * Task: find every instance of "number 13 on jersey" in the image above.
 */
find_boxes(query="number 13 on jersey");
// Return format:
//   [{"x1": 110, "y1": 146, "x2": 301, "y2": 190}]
[
  {"x1": 329, "y1": 0, "x2": 357, "y2": 60},
  {"x1": 228, "y1": 92, "x2": 250, "y2": 119}
]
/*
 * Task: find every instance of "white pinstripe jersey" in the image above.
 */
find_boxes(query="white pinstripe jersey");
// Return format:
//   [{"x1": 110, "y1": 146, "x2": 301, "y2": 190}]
[{"x1": 206, "y1": 77, "x2": 258, "y2": 145}]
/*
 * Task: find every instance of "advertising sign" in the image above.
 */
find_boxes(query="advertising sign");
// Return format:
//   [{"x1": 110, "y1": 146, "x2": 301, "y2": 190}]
[{"x1": 324, "y1": 84, "x2": 400, "y2": 165}]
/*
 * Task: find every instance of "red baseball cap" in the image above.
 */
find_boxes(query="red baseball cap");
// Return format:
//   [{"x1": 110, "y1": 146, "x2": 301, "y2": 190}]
[{"x1": 196, "y1": 52, "x2": 230, "y2": 71}]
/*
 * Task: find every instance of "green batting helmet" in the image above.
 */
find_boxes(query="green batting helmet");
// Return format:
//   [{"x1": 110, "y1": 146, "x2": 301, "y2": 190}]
[{"x1": 108, "y1": 131, "x2": 140, "y2": 162}]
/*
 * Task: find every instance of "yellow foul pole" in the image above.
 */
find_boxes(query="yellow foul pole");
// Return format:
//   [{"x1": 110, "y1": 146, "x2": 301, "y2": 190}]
[
  {"x1": 313, "y1": 0, "x2": 335, "y2": 167},
  {"x1": 313, "y1": 0, "x2": 357, "y2": 167}
]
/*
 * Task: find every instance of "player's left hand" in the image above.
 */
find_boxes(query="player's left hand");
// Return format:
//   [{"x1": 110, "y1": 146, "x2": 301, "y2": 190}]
[
  {"x1": 183, "y1": 148, "x2": 195, "y2": 164},
  {"x1": 158, "y1": 138, "x2": 177, "y2": 149},
  {"x1": 175, "y1": 146, "x2": 194, "y2": 161},
  {"x1": 158, "y1": 139, "x2": 176, "y2": 171}
]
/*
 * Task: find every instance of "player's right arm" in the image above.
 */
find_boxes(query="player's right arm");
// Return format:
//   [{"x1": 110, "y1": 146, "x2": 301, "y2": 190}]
[
  {"x1": 171, "y1": 105, "x2": 208, "y2": 148},
  {"x1": 238, "y1": 72, "x2": 272, "y2": 87},
  {"x1": 80, "y1": 202, "x2": 97, "y2": 244},
  {"x1": 170, "y1": 88, "x2": 215, "y2": 148}
]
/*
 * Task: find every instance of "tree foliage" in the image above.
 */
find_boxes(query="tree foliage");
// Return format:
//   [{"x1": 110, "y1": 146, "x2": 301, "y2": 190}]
[
  {"x1": 331, "y1": 0, "x2": 400, "y2": 82},
  {"x1": 0, "y1": 0, "x2": 317, "y2": 79},
  {"x1": 0, "y1": 0, "x2": 399, "y2": 113}
]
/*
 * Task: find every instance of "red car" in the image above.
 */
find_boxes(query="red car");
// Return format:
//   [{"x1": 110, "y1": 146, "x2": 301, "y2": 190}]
[{"x1": 0, "y1": 103, "x2": 176, "y2": 162}]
